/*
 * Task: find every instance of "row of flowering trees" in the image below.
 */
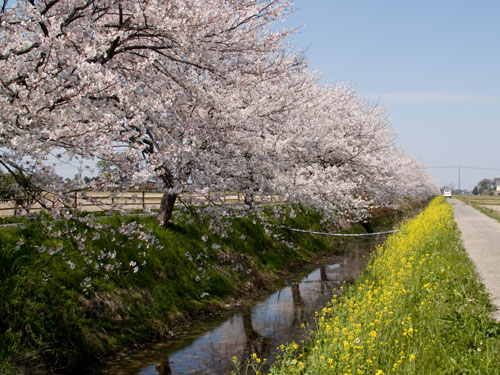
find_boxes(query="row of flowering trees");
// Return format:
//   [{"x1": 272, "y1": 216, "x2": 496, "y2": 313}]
[{"x1": 0, "y1": 0, "x2": 437, "y2": 230}]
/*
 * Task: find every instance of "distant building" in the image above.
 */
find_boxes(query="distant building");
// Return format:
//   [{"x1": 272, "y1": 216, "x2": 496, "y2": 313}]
[{"x1": 494, "y1": 178, "x2": 500, "y2": 196}]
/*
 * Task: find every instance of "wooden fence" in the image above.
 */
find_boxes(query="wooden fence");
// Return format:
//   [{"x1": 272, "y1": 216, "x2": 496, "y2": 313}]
[{"x1": 0, "y1": 191, "x2": 280, "y2": 217}]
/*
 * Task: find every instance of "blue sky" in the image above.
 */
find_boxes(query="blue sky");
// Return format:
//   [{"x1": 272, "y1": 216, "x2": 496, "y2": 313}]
[{"x1": 282, "y1": 0, "x2": 500, "y2": 190}]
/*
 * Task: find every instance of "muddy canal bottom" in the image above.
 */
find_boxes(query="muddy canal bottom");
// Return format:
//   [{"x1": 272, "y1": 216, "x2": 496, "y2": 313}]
[{"x1": 103, "y1": 238, "x2": 383, "y2": 375}]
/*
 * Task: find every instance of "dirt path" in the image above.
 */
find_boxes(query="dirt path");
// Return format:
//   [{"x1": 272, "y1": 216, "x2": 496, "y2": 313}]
[{"x1": 450, "y1": 198, "x2": 500, "y2": 321}]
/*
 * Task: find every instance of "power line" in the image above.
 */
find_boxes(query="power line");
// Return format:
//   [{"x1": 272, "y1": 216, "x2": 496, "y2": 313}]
[
  {"x1": 426, "y1": 166, "x2": 459, "y2": 169},
  {"x1": 425, "y1": 165, "x2": 500, "y2": 192},
  {"x1": 426, "y1": 165, "x2": 500, "y2": 171},
  {"x1": 461, "y1": 166, "x2": 500, "y2": 171}
]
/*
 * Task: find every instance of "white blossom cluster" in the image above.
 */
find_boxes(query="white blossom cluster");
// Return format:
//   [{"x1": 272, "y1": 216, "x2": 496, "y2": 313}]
[
  {"x1": 14, "y1": 213, "x2": 156, "y2": 291},
  {"x1": 1, "y1": 1, "x2": 438, "y2": 260}
]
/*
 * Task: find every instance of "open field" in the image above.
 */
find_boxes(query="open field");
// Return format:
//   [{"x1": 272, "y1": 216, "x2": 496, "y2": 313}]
[
  {"x1": 484, "y1": 205, "x2": 500, "y2": 214},
  {"x1": 456, "y1": 194, "x2": 500, "y2": 206}
]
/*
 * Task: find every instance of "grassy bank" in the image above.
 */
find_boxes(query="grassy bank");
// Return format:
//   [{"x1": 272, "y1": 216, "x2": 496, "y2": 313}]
[
  {"x1": 455, "y1": 195, "x2": 500, "y2": 224},
  {"x1": 266, "y1": 197, "x2": 500, "y2": 375},
  {"x1": 0, "y1": 202, "x2": 414, "y2": 374}
]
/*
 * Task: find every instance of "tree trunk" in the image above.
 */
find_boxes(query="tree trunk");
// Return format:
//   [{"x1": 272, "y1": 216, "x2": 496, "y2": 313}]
[
  {"x1": 244, "y1": 191, "x2": 254, "y2": 208},
  {"x1": 157, "y1": 192, "x2": 178, "y2": 228}
]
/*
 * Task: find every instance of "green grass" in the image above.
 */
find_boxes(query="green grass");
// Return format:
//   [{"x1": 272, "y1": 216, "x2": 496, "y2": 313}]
[
  {"x1": 1, "y1": 203, "x2": 410, "y2": 375},
  {"x1": 455, "y1": 195, "x2": 500, "y2": 224},
  {"x1": 0, "y1": 216, "x2": 25, "y2": 225},
  {"x1": 263, "y1": 197, "x2": 500, "y2": 375}
]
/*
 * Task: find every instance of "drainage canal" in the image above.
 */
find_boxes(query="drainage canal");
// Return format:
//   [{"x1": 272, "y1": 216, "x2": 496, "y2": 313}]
[{"x1": 103, "y1": 236, "x2": 385, "y2": 375}]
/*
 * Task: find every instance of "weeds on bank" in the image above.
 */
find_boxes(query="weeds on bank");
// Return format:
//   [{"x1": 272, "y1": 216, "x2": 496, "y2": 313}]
[
  {"x1": 266, "y1": 196, "x2": 500, "y2": 375},
  {"x1": 0, "y1": 205, "x2": 341, "y2": 374}
]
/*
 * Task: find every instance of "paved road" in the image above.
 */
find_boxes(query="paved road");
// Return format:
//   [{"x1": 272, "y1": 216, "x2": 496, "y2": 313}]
[{"x1": 450, "y1": 198, "x2": 500, "y2": 321}]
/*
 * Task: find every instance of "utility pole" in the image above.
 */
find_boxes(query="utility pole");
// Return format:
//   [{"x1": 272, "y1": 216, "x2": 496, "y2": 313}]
[{"x1": 458, "y1": 165, "x2": 461, "y2": 194}]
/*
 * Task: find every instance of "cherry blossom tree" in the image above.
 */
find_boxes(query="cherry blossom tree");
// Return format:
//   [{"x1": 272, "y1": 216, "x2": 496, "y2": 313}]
[
  {"x1": 0, "y1": 0, "x2": 301, "y2": 225},
  {"x1": 270, "y1": 84, "x2": 438, "y2": 223},
  {"x1": 1, "y1": 0, "x2": 437, "y2": 236},
  {"x1": 0, "y1": 0, "x2": 311, "y2": 289}
]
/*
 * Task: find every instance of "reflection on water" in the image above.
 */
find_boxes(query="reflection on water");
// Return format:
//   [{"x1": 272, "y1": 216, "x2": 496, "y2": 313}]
[{"x1": 103, "y1": 237, "x2": 383, "y2": 375}]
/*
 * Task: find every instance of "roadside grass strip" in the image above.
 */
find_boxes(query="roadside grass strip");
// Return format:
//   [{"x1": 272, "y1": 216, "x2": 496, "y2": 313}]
[
  {"x1": 266, "y1": 196, "x2": 500, "y2": 375},
  {"x1": 455, "y1": 195, "x2": 500, "y2": 225}
]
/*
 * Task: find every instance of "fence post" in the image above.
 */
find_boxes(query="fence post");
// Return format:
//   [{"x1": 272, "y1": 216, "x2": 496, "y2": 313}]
[{"x1": 142, "y1": 191, "x2": 146, "y2": 209}]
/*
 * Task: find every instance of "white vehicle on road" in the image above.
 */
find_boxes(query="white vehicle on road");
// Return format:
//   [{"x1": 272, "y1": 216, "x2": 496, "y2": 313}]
[{"x1": 443, "y1": 188, "x2": 452, "y2": 198}]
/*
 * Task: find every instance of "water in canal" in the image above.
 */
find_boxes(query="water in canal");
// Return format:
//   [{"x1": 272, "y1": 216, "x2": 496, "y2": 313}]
[{"x1": 103, "y1": 236, "x2": 385, "y2": 375}]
